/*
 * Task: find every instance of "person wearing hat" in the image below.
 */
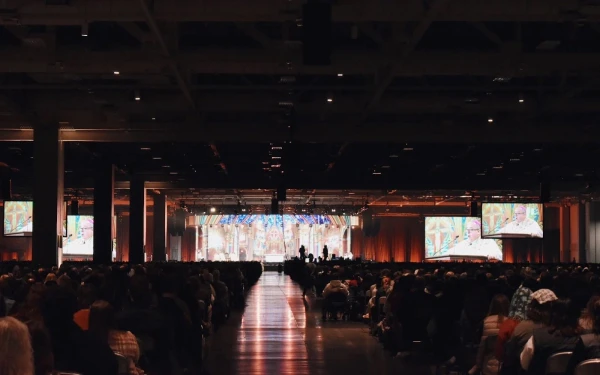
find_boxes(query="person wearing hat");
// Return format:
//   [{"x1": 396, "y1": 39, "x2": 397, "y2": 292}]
[
  {"x1": 521, "y1": 293, "x2": 581, "y2": 374},
  {"x1": 500, "y1": 288, "x2": 554, "y2": 373}
]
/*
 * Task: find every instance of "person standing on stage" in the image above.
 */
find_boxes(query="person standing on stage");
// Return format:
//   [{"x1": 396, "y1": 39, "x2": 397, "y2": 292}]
[{"x1": 323, "y1": 245, "x2": 329, "y2": 261}]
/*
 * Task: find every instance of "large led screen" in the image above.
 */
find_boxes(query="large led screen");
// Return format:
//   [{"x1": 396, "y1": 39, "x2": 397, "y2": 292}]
[
  {"x1": 63, "y1": 215, "x2": 94, "y2": 255},
  {"x1": 194, "y1": 214, "x2": 352, "y2": 262},
  {"x1": 425, "y1": 216, "x2": 502, "y2": 260},
  {"x1": 482, "y1": 203, "x2": 543, "y2": 239},
  {"x1": 4, "y1": 201, "x2": 33, "y2": 236}
]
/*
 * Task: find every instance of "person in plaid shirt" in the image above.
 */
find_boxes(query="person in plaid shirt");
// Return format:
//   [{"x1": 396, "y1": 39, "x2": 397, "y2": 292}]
[{"x1": 89, "y1": 300, "x2": 142, "y2": 375}]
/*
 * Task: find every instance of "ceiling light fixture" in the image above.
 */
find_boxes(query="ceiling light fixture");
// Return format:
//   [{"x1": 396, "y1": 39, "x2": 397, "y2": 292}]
[
  {"x1": 152, "y1": 157, "x2": 162, "y2": 160},
  {"x1": 113, "y1": 71, "x2": 120, "y2": 75},
  {"x1": 81, "y1": 22, "x2": 88, "y2": 37},
  {"x1": 210, "y1": 207, "x2": 216, "y2": 213},
  {"x1": 140, "y1": 147, "x2": 151, "y2": 151},
  {"x1": 337, "y1": 73, "x2": 344, "y2": 77},
  {"x1": 134, "y1": 90, "x2": 141, "y2": 101},
  {"x1": 162, "y1": 165, "x2": 170, "y2": 168},
  {"x1": 488, "y1": 117, "x2": 494, "y2": 123},
  {"x1": 518, "y1": 94, "x2": 524, "y2": 103}
]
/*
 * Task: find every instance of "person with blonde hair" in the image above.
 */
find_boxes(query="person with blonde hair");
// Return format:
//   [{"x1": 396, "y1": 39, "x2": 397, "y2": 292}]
[{"x1": 0, "y1": 316, "x2": 34, "y2": 375}]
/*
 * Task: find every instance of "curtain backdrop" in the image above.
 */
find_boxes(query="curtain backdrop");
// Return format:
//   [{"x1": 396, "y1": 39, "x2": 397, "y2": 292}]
[
  {"x1": 351, "y1": 217, "x2": 425, "y2": 262},
  {"x1": 181, "y1": 227, "x2": 197, "y2": 262},
  {"x1": 116, "y1": 214, "x2": 129, "y2": 261}
]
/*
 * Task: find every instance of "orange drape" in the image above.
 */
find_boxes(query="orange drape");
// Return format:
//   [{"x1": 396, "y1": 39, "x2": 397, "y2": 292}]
[
  {"x1": 181, "y1": 227, "x2": 197, "y2": 262},
  {"x1": 116, "y1": 215, "x2": 129, "y2": 261},
  {"x1": 351, "y1": 217, "x2": 425, "y2": 262}
]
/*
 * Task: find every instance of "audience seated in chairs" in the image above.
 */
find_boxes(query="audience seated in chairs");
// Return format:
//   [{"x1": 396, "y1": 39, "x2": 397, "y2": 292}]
[
  {"x1": 89, "y1": 300, "x2": 142, "y2": 375},
  {"x1": 0, "y1": 261, "x2": 260, "y2": 375},
  {"x1": 521, "y1": 296, "x2": 580, "y2": 374},
  {"x1": 322, "y1": 276, "x2": 349, "y2": 321},
  {"x1": 469, "y1": 294, "x2": 509, "y2": 375},
  {"x1": 0, "y1": 316, "x2": 34, "y2": 375},
  {"x1": 567, "y1": 298, "x2": 600, "y2": 374}
]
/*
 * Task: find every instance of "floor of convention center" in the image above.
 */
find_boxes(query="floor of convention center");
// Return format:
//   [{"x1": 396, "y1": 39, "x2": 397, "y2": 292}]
[{"x1": 202, "y1": 271, "x2": 432, "y2": 375}]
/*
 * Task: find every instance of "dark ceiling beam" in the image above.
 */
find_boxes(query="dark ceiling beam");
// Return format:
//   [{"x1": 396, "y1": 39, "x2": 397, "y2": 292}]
[
  {"x1": 138, "y1": 0, "x2": 195, "y2": 109},
  {"x1": 138, "y1": 0, "x2": 228, "y2": 176},
  {"x1": 108, "y1": 178, "x2": 544, "y2": 192},
  {"x1": 235, "y1": 23, "x2": 276, "y2": 49},
  {"x1": 0, "y1": 84, "x2": 595, "y2": 93},
  {"x1": 0, "y1": 121, "x2": 588, "y2": 143},
  {"x1": 28, "y1": 91, "x2": 600, "y2": 114},
  {"x1": 0, "y1": 0, "x2": 586, "y2": 24},
  {"x1": 470, "y1": 22, "x2": 503, "y2": 45},
  {"x1": 117, "y1": 22, "x2": 152, "y2": 44},
  {"x1": 362, "y1": 0, "x2": 451, "y2": 119},
  {"x1": 2, "y1": 50, "x2": 600, "y2": 76}
]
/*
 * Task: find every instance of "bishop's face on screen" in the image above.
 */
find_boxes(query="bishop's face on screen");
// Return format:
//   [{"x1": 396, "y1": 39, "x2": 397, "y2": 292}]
[
  {"x1": 467, "y1": 223, "x2": 481, "y2": 242},
  {"x1": 515, "y1": 206, "x2": 527, "y2": 223}
]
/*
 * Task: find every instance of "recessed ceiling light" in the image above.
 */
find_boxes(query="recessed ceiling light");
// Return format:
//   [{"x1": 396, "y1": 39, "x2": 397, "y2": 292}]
[
  {"x1": 113, "y1": 71, "x2": 120, "y2": 75},
  {"x1": 493, "y1": 165, "x2": 503, "y2": 169},
  {"x1": 170, "y1": 172, "x2": 178, "y2": 175},
  {"x1": 153, "y1": 157, "x2": 162, "y2": 160},
  {"x1": 488, "y1": 118, "x2": 494, "y2": 123},
  {"x1": 381, "y1": 165, "x2": 391, "y2": 169},
  {"x1": 327, "y1": 98, "x2": 333, "y2": 102},
  {"x1": 389, "y1": 154, "x2": 399, "y2": 158},
  {"x1": 575, "y1": 173, "x2": 584, "y2": 177},
  {"x1": 140, "y1": 147, "x2": 151, "y2": 151},
  {"x1": 337, "y1": 73, "x2": 344, "y2": 77},
  {"x1": 510, "y1": 158, "x2": 520, "y2": 162},
  {"x1": 162, "y1": 165, "x2": 170, "y2": 168},
  {"x1": 372, "y1": 172, "x2": 382, "y2": 175},
  {"x1": 403, "y1": 147, "x2": 413, "y2": 151},
  {"x1": 151, "y1": 117, "x2": 156, "y2": 120}
]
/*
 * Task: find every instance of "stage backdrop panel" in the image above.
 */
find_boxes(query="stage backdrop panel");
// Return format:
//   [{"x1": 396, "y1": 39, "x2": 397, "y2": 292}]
[{"x1": 192, "y1": 214, "x2": 351, "y2": 261}]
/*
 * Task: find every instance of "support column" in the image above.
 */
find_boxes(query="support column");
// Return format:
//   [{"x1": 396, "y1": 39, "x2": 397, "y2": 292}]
[
  {"x1": 93, "y1": 163, "x2": 114, "y2": 264},
  {"x1": 129, "y1": 177, "x2": 146, "y2": 264},
  {"x1": 152, "y1": 192, "x2": 167, "y2": 262},
  {"x1": 32, "y1": 124, "x2": 63, "y2": 266}
]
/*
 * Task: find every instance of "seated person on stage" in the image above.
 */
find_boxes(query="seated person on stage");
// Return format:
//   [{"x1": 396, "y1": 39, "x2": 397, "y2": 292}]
[
  {"x1": 497, "y1": 205, "x2": 543, "y2": 238},
  {"x1": 448, "y1": 220, "x2": 502, "y2": 260}
]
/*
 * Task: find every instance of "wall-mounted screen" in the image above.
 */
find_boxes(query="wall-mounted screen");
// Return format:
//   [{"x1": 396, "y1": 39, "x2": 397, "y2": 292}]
[
  {"x1": 63, "y1": 215, "x2": 94, "y2": 255},
  {"x1": 4, "y1": 201, "x2": 33, "y2": 236},
  {"x1": 425, "y1": 216, "x2": 502, "y2": 260},
  {"x1": 482, "y1": 203, "x2": 543, "y2": 239}
]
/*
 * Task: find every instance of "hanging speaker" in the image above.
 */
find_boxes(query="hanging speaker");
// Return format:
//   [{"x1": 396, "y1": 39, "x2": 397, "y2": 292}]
[
  {"x1": 1, "y1": 179, "x2": 11, "y2": 201},
  {"x1": 271, "y1": 198, "x2": 279, "y2": 214},
  {"x1": 540, "y1": 182, "x2": 551, "y2": 203},
  {"x1": 70, "y1": 199, "x2": 79, "y2": 215},
  {"x1": 302, "y1": 1, "x2": 332, "y2": 65},
  {"x1": 277, "y1": 185, "x2": 287, "y2": 201},
  {"x1": 470, "y1": 201, "x2": 478, "y2": 217}
]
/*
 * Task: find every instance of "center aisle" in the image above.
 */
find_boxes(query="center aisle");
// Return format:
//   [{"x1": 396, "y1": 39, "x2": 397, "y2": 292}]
[{"x1": 203, "y1": 271, "x2": 417, "y2": 375}]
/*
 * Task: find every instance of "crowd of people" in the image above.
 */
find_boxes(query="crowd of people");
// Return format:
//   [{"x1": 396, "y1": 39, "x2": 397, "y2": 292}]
[
  {"x1": 0, "y1": 261, "x2": 262, "y2": 375},
  {"x1": 286, "y1": 259, "x2": 600, "y2": 375}
]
